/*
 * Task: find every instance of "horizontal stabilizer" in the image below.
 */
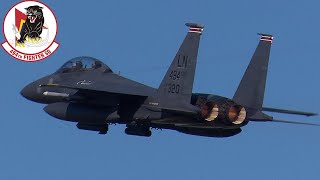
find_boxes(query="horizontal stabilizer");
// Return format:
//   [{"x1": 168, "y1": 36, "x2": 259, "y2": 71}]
[
  {"x1": 250, "y1": 118, "x2": 320, "y2": 127},
  {"x1": 262, "y1": 107, "x2": 318, "y2": 117}
]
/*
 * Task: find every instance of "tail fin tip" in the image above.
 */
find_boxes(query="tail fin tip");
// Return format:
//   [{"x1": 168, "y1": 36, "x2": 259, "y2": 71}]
[
  {"x1": 186, "y1": 23, "x2": 204, "y2": 34},
  {"x1": 257, "y1": 33, "x2": 273, "y2": 37},
  {"x1": 258, "y1": 33, "x2": 274, "y2": 43},
  {"x1": 185, "y1": 22, "x2": 204, "y2": 28}
]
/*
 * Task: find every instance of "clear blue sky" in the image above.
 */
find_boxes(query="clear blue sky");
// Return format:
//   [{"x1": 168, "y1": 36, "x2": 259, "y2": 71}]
[{"x1": 1, "y1": 0, "x2": 319, "y2": 179}]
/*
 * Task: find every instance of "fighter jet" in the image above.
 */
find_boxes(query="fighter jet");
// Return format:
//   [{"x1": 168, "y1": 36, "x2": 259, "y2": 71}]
[{"x1": 21, "y1": 23, "x2": 318, "y2": 137}]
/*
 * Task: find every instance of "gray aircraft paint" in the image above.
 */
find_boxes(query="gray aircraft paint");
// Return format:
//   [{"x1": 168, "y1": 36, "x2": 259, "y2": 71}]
[{"x1": 21, "y1": 24, "x2": 318, "y2": 137}]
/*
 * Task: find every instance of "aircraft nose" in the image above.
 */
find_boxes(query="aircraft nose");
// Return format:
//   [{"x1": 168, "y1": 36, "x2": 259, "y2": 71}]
[
  {"x1": 20, "y1": 83, "x2": 35, "y2": 100},
  {"x1": 20, "y1": 81, "x2": 44, "y2": 103},
  {"x1": 20, "y1": 75, "x2": 56, "y2": 103}
]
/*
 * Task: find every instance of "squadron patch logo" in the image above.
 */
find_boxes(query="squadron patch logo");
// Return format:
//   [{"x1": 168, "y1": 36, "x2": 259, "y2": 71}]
[{"x1": 2, "y1": 1, "x2": 59, "y2": 62}]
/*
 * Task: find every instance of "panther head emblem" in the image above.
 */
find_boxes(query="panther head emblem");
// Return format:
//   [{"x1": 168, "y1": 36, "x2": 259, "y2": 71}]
[
  {"x1": 26, "y1": 5, "x2": 44, "y2": 23},
  {"x1": 17, "y1": 5, "x2": 45, "y2": 45}
]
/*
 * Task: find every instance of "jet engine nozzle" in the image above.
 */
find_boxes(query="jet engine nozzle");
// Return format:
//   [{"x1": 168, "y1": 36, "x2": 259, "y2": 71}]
[
  {"x1": 200, "y1": 102, "x2": 219, "y2": 122},
  {"x1": 218, "y1": 102, "x2": 247, "y2": 125},
  {"x1": 192, "y1": 94, "x2": 247, "y2": 125},
  {"x1": 228, "y1": 105, "x2": 247, "y2": 125}
]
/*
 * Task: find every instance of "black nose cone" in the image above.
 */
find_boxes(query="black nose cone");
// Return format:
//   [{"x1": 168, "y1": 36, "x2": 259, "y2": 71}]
[
  {"x1": 21, "y1": 83, "x2": 34, "y2": 100},
  {"x1": 21, "y1": 82, "x2": 42, "y2": 103}
]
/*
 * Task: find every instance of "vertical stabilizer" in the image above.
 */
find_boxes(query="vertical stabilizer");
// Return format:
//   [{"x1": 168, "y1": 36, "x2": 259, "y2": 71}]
[
  {"x1": 233, "y1": 33, "x2": 273, "y2": 113},
  {"x1": 156, "y1": 23, "x2": 203, "y2": 105}
]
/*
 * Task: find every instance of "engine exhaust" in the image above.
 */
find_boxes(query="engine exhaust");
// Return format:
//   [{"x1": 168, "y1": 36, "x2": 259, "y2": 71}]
[{"x1": 229, "y1": 106, "x2": 247, "y2": 124}]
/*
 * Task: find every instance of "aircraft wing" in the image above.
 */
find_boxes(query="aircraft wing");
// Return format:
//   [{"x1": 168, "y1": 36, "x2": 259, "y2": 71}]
[{"x1": 40, "y1": 73, "x2": 156, "y2": 97}]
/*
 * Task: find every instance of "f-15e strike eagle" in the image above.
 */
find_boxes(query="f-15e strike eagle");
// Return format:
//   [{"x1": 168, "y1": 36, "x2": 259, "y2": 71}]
[{"x1": 21, "y1": 23, "x2": 318, "y2": 137}]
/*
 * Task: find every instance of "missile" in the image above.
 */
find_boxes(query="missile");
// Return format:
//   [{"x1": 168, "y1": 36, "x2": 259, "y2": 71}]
[{"x1": 43, "y1": 91, "x2": 69, "y2": 98}]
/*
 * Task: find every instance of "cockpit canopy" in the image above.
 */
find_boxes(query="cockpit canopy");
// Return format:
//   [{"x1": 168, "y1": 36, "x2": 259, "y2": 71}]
[{"x1": 56, "y1": 56, "x2": 112, "y2": 73}]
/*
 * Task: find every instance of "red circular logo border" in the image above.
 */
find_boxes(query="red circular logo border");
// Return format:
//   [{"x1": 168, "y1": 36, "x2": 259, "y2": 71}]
[{"x1": 2, "y1": 0, "x2": 59, "y2": 62}]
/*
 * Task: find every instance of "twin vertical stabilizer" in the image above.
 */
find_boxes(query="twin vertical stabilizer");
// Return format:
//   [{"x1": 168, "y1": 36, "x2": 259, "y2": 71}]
[
  {"x1": 153, "y1": 23, "x2": 203, "y2": 108},
  {"x1": 233, "y1": 34, "x2": 273, "y2": 117}
]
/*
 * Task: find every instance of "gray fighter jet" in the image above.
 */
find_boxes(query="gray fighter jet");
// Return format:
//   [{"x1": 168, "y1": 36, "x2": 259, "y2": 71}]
[{"x1": 21, "y1": 23, "x2": 318, "y2": 137}]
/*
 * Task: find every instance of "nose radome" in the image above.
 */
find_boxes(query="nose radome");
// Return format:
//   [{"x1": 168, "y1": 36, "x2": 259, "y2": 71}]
[{"x1": 20, "y1": 83, "x2": 34, "y2": 100}]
